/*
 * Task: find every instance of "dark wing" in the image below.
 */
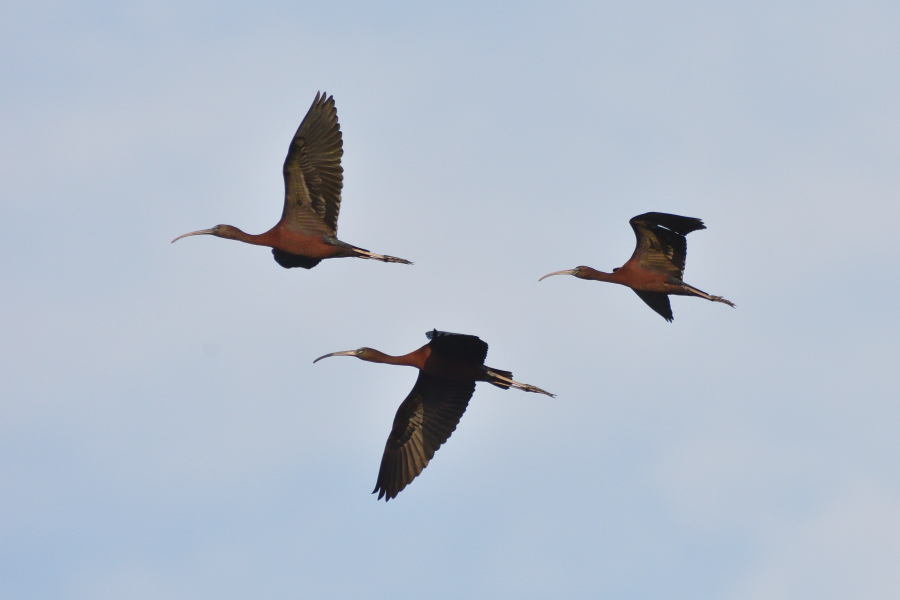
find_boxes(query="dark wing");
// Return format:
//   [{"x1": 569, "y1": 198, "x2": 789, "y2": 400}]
[
  {"x1": 633, "y1": 291, "x2": 674, "y2": 322},
  {"x1": 281, "y1": 92, "x2": 344, "y2": 236},
  {"x1": 628, "y1": 212, "x2": 706, "y2": 279},
  {"x1": 271, "y1": 249, "x2": 323, "y2": 270},
  {"x1": 373, "y1": 373, "x2": 476, "y2": 501},
  {"x1": 426, "y1": 329, "x2": 488, "y2": 367}
]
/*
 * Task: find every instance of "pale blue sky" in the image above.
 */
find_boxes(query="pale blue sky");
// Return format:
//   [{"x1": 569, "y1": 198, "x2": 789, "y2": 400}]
[{"x1": 2, "y1": 1, "x2": 900, "y2": 598}]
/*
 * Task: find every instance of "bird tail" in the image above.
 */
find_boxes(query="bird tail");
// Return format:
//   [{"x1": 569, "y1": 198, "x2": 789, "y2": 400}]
[
  {"x1": 682, "y1": 283, "x2": 736, "y2": 308},
  {"x1": 483, "y1": 367, "x2": 555, "y2": 397}
]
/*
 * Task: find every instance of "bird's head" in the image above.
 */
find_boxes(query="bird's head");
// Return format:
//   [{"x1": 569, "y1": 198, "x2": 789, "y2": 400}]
[
  {"x1": 171, "y1": 224, "x2": 243, "y2": 243},
  {"x1": 539, "y1": 266, "x2": 592, "y2": 281},
  {"x1": 313, "y1": 347, "x2": 379, "y2": 363}
]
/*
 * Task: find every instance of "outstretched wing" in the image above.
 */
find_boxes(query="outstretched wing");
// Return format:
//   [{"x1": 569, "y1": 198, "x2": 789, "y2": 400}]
[
  {"x1": 633, "y1": 290, "x2": 674, "y2": 322},
  {"x1": 425, "y1": 329, "x2": 489, "y2": 367},
  {"x1": 373, "y1": 373, "x2": 476, "y2": 501},
  {"x1": 281, "y1": 92, "x2": 343, "y2": 236},
  {"x1": 629, "y1": 212, "x2": 705, "y2": 279}
]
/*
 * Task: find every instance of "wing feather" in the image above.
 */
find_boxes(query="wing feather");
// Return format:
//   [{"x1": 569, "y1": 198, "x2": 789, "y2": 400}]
[
  {"x1": 633, "y1": 291, "x2": 674, "y2": 322},
  {"x1": 373, "y1": 373, "x2": 476, "y2": 501},
  {"x1": 281, "y1": 92, "x2": 344, "y2": 236},
  {"x1": 629, "y1": 212, "x2": 705, "y2": 278},
  {"x1": 425, "y1": 329, "x2": 488, "y2": 366},
  {"x1": 270, "y1": 249, "x2": 323, "y2": 270}
]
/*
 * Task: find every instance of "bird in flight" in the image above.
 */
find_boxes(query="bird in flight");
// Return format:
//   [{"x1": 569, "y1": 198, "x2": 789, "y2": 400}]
[
  {"x1": 540, "y1": 212, "x2": 734, "y2": 321},
  {"x1": 314, "y1": 330, "x2": 554, "y2": 501},
  {"x1": 173, "y1": 92, "x2": 411, "y2": 269}
]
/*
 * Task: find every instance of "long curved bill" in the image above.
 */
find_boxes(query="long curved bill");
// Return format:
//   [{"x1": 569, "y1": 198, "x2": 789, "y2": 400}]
[
  {"x1": 171, "y1": 228, "x2": 216, "y2": 243},
  {"x1": 313, "y1": 350, "x2": 358, "y2": 363},
  {"x1": 538, "y1": 269, "x2": 577, "y2": 282}
]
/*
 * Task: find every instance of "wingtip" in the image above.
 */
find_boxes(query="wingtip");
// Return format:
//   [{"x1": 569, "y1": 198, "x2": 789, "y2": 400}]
[
  {"x1": 631, "y1": 212, "x2": 707, "y2": 234},
  {"x1": 312, "y1": 90, "x2": 335, "y2": 108},
  {"x1": 372, "y1": 486, "x2": 392, "y2": 502}
]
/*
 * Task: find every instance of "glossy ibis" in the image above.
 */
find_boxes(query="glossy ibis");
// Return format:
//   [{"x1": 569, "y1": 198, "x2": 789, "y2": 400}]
[
  {"x1": 314, "y1": 330, "x2": 554, "y2": 501},
  {"x1": 172, "y1": 92, "x2": 411, "y2": 268},
  {"x1": 540, "y1": 212, "x2": 734, "y2": 321}
]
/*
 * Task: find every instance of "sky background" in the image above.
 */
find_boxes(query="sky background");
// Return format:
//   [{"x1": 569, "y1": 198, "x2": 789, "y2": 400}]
[{"x1": 2, "y1": 1, "x2": 900, "y2": 598}]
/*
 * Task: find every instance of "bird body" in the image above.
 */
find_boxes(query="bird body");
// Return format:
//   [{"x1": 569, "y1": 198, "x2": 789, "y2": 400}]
[
  {"x1": 172, "y1": 92, "x2": 411, "y2": 269},
  {"x1": 314, "y1": 330, "x2": 554, "y2": 501},
  {"x1": 540, "y1": 212, "x2": 734, "y2": 321},
  {"x1": 568, "y1": 262, "x2": 699, "y2": 295}
]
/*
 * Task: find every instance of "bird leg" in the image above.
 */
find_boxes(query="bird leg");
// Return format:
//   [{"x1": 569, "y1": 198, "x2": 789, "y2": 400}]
[
  {"x1": 681, "y1": 283, "x2": 736, "y2": 308},
  {"x1": 511, "y1": 381, "x2": 556, "y2": 397},
  {"x1": 708, "y1": 295, "x2": 736, "y2": 308},
  {"x1": 352, "y1": 248, "x2": 413, "y2": 265},
  {"x1": 485, "y1": 369, "x2": 555, "y2": 397},
  {"x1": 325, "y1": 237, "x2": 413, "y2": 265}
]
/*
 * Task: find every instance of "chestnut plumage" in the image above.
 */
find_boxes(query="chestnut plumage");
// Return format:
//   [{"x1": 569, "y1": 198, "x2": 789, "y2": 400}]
[
  {"x1": 540, "y1": 212, "x2": 734, "y2": 321},
  {"x1": 172, "y1": 92, "x2": 411, "y2": 268},
  {"x1": 314, "y1": 330, "x2": 554, "y2": 501}
]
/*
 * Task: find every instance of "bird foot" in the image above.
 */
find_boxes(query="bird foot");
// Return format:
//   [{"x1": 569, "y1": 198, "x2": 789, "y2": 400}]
[
  {"x1": 379, "y1": 254, "x2": 414, "y2": 265},
  {"x1": 490, "y1": 372, "x2": 555, "y2": 397},
  {"x1": 711, "y1": 295, "x2": 736, "y2": 308},
  {"x1": 355, "y1": 248, "x2": 413, "y2": 265},
  {"x1": 516, "y1": 383, "x2": 556, "y2": 397}
]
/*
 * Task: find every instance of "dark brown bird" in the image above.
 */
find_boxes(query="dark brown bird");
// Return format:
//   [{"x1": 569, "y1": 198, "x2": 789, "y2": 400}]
[
  {"x1": 172, "y1": 92, "x2": 411, "y2": 269},
  {"x1": 540, "y1": 212, "x2": 734, "y2": 322},
  {"x1": 314, "y1": 330, "x2": 554, "y2": 501}
]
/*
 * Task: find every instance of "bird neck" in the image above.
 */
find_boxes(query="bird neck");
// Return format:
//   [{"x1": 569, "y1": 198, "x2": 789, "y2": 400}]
[
  {"x1": 578, "y1": 267, "x2": 623, "y2": 283},
  {"x1": 362, "y1": 347, "x2": 430, "y2": 369},
  {"x1": 216, "y1": 225, "x2": 278, "y2": 248}
]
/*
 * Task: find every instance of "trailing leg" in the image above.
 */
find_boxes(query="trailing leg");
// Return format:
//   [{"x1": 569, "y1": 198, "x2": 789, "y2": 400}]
[
  {"x1": 326, "y1": 237, "x2": 413, "y2": 264},
  {"x1": 483, "y1": 367, "x2": 555, "y2": 397},
  {"x1": 352, "y1": 247, "x2": 413, "y2": 265},
  {"x1": 682, "y1": 283, "x2": 736, "y2": 308}
]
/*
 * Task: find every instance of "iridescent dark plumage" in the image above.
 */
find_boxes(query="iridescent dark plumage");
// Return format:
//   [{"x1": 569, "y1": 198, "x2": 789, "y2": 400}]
[
  {"x1": 314, "y1": 330, "x2": 554, "y2": 501},
  {"x1": 540, "y1": 212, "x2": 734, "y2": 321},
  {"x1": 172, "y1": 92, "x2": 411, "y2": 268}
]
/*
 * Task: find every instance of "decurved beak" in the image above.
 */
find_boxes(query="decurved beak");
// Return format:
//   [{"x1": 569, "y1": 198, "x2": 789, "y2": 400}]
[
  {"x1": 539, "y1": 269, "x2": 577, "y2": 282},
  {"x1": 171, "y1": 228, "x2": 216, "y2": 243},
  {"x1": 313, "y1": 350, "x2": 358, "y2": 363}
]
